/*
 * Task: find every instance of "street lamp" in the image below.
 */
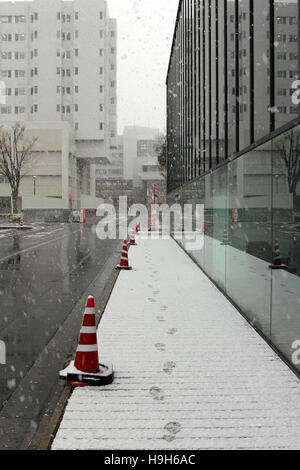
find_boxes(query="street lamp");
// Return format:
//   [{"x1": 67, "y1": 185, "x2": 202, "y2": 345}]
[{"x1": 33, "y1": 176, "x2": 37, "y2": 196}]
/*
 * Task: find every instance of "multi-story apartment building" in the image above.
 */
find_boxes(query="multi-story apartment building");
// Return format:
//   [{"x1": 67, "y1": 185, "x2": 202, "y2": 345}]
[
  {"x1": 96, "y1": 135, "x2": 123, "y2": 180},
  {"x1": 0, "y1": 0, "x2": 117, "y2": 185},
  {"x1": 167, "y1": 1, "x2": 300, "y2": 375},
  {"x1": 123, "y1": 126, "x2": 161, "y2": 187}
]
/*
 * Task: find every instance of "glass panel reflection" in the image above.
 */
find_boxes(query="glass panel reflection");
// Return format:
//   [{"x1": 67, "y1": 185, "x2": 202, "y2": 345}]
[{"x1": 271, "y1": 127, "x2": 300, "y2": 369}]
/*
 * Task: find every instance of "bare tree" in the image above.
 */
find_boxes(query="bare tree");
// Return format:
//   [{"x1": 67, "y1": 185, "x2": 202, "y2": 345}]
[
  {"x1": 275, "y1": 130, "x2": 300, "y2": 207},
  {"x1": 0, "y1": 124, "x2": 37, "y2": 214},
  {"x1": 155, "y1": 134, "x2": 167, "y2": 180}
]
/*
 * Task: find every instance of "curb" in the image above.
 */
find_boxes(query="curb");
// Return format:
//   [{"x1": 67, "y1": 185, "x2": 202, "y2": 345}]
[
  {"x1": 0, "y1": 242, "x2": 122, "y2": 451},
  {"x1": 27, "y1": 251, "x2": 121, "y2": 451}
]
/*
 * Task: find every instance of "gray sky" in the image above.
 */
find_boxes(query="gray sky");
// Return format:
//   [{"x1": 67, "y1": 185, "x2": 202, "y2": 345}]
[
  {"x1": 0, "y1": 0, "x2": 179, "y2": 134},
  {"x1": 107, "y1": 0, "x2": 178, "y2": 134}
]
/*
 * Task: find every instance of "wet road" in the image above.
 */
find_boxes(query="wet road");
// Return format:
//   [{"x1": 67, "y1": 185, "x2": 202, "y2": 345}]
[{"x1": 0, "y1": 221, "x2": 121, "y2": 410}]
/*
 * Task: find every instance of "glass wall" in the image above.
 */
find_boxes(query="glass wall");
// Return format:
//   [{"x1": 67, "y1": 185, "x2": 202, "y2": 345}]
[
  {"x1": 271, "y1": 127, "x2": 300, "y2": 367},
  {"x1": 227, "y1": 143, "x2": 272, "y2": 337},
  {"x1": 167, "y1": 0, "x2": 300, "y2": 193},
  {"x1": 168, "y1": 122, "x2": 300, "y2": 375},
  {"x1": 274, "y1": 0, "x2": 300, "y2": 129}
]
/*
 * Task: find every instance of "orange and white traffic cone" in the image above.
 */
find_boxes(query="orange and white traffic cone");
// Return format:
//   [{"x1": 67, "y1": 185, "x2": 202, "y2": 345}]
[
  {"x1": 221, "y1": 227, "x2": 229, "y2": 245},
  {"x1": 269, "y1": 239, "x2": 288, "y2": 270},
  {"x1": 128, "y1": 230, "x2": 137, "y2": 246},
  {"x1": 59, "y1": 296, "x2": 113, "y2": 387},
  {"x1": 116, "y1": 240, "x2": 132, "y2": 270}
]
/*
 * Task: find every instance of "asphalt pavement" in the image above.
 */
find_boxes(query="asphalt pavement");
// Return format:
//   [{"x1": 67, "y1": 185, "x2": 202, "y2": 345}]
[{"x1": 0, "y1": 220, "x2": 123, "y2": 449}]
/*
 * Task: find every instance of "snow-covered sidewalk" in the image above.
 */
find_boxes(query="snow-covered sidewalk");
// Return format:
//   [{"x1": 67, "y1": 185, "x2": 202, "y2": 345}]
[{"x1": 52, "y1": 235, "x2": 300, "y2": 450}]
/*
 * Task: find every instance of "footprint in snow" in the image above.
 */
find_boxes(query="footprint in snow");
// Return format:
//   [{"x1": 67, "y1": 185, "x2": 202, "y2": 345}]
[
  {"x1": 149, "y1": 386, "x2": 164, "y2": 401},
  {"x1": 164, "y1": 422, "x2": 182, "y2": 435}
]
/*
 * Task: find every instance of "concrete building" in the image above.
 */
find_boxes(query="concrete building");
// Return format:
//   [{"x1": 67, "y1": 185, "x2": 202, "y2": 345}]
[
  {"x1": 0, "y1": 121, "x2": 96, "y2": 213},
  {"x1": 123, "y1": 126, "x2": 162, "y2": 187},
  {"x1": 0, "y1": 0, "x2": 117, "y2": 198},
  {"x1": 96, "y1": 135, "x2": 123, "y2": 181}
]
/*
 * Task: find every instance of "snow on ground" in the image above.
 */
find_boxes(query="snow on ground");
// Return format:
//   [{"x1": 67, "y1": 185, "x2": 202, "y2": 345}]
[
  {"x1": 52, "y1": 235, "x2": 300, "y2": 450},
  {"x1": 179, "y1": 232, "x2": 300, "y2": 361}
]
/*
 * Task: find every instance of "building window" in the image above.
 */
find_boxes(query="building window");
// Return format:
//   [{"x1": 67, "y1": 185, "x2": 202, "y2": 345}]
[
  {"x1": 289, "y1": 35, "x2": 298, "y2": 43},
  {"x1": 75, "y1": 104, "x2": 78, "y2": 112},
  {"x1": 1, "y1": 34, "x2": 12, "y2": 42},
  {"x1": 1, "y1": 16, "x2": 12, "y2": 23},
  {"x1": 15, "y1": 33, "x2": 26, "y2": 41},
  {"x1": 15, "y1": 16, "x2": 26, "y2": 24},
  {"x1": 1, "y1": 105, "x2": 12, "y2": 114},
  {"x1": 99, "y1": 122, "x2": 104, "y2": 130},
  {"x1": 75, "y1": 67, "x2": 79, "y2": 75}
]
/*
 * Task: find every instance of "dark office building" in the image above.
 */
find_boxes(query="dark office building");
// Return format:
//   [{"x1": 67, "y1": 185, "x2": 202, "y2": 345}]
[{"x1": 166, "y1": 0, "x2": 300, "y2": 374}]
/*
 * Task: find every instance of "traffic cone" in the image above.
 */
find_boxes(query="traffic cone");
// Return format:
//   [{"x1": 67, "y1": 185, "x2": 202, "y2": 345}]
[
  {"x1": 269, "y1": 239, "x2": 288, "y2": 270},
  {"x1": 116, "y1": 240, "x2": 132, "y2": 270},
  {"x1": 59, "y1": 296, "x2": 113, "y2": 387},
  {"x1": 128, "y1": 231, "x2": 137, "y2": 246},
  {"x1": 221, "y1": 227, "x2": 229, "y2": 245}
]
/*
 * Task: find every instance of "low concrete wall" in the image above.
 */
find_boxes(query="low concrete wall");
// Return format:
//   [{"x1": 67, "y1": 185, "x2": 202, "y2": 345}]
[
  {"x1": 23, "y1": 209, "x2": 72, "y2": 223},
  {"x1": 80, "y1": 195, "x2": 104, "y2": 210},
  {"x1": 22, "y1": 196, "x2": 67, "y2": 210}
]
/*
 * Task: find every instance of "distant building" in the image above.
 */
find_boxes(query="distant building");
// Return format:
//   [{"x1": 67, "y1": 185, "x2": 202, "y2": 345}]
[
  {"x1": 123, "y1": 126, "x2": 162, "y2": 187},
  {"x1": 0, "y1": 121, "x2": 97, "y2": 212},
  {"x1": 96, "y1": 135, "x2": 123, "y2": 181},
  {"x1": 0, "y1": 0, "x2": 117, "y2": 193}
]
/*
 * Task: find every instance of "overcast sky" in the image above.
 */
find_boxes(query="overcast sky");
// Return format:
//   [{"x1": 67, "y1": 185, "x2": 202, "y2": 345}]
[
  {"x1": 0, "y1": 0, "x2": 179, "y2": 135},
  {"x1": 107, "y1": 0, "x2": 179, "y2": 135}
]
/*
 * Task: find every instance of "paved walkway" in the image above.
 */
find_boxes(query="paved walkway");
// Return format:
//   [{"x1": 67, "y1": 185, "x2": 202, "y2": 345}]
[{"x1": 52, "y1": 235, "x2": 300, "y2": 450}]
